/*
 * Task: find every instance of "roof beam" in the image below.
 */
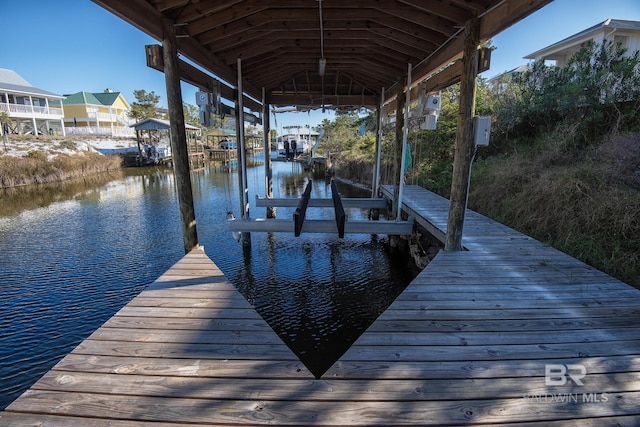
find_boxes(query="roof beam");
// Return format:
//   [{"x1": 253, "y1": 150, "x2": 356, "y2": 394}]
[
  {"x1": 92, "y1": 0, "x2": 262, "y2": 100},
  {"x1": 93, "y1": 0, "x2": 554, "y2": 110},
  {"x1": 162, "y1": 0, "x2": 245, "y2": 21},
  {"x1": 144, "y1": 44, "x2": 262, "y2": 112},
  {"x1": 397, "y1": 0, "x2": 470, "y2": 26},
  {"x1": 373, "y1": 3, "x2": 457, "y2": 37},
  {"x1": 368, "y1": 19, "x2": 447, "y2": 50},
  {"x1": 387, "y1": 0, "x2": 554, "y2": 104},
  {"x1": 270, "y1": 93, "x2": 377, "y2": 108}
]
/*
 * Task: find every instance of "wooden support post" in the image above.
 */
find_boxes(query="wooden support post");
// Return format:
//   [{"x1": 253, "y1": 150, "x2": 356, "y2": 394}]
[
  {"x1": 263, "y1": 88, "x2": 275, "y2": 218},
  {"x1": 235, "y1": 58, "x2": 251, "y2": 246},
  {"x1": 397, "y1": 63, "x2": 412, "y2": 222},
  {"x1": 391, "y1": 76, "x2": 405, "y2": 219},
  {"x1": 372, "y1": 92, "x2": 383, "y2": 223},
  {"x1": 445, "y1": 17, "x2": 480, "y2": 252},
  {"x1": 135, "y1": 129, "x2": 142, "y2": 166},
  {"x1": 162, "y1": 17, "x2": 198, "y2": 254},
  {"x1": 372, "y1": 87, "x2": 384, "y2": 199}
]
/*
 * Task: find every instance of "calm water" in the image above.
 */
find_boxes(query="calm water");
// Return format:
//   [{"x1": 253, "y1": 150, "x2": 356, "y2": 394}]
[{"x1": 0, "y1": 156, "x2": 417, "y2": 409}]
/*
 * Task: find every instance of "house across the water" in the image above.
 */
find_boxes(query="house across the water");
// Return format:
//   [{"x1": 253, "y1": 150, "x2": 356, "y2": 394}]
[
  {"x1": 0, "y1": 68, "x2": 65, "y2": 136},
  {"x1": 63, "y1": 89, "x2": 135, "y2": 137}
]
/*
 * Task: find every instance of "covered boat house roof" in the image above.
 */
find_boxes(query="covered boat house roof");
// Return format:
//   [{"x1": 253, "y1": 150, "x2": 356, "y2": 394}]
[
  {"x1": 131, "y1": 117, "x2": 199, "y2": 131},
  {"x1": 92, "y1": 0, "x2": 552, "y2": 112},
  {"x1": 93, "y1": 0, "x2": 554, "y2": 253}
]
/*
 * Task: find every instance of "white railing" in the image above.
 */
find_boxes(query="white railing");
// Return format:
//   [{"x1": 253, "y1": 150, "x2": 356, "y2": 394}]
[
  {"x1": 0, "y1": 102, "x2": 63, "y2": 117},
  {"x1": 88, "y1": 111, "x2": 134, "y2": 127},
  {"x1": 65, "y1": 126, "x2": 135, "y2": 137},
  {"x1": 89, "y1": 112, "x2": 115, "y2": 122}
]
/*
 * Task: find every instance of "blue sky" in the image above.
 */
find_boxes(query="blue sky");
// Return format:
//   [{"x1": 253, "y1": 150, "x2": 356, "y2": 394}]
[{"x1": 2, "y1": 0, "x2": 640, "y2": 132}]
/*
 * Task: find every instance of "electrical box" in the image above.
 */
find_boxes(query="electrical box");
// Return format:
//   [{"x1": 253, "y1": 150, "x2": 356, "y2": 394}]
[
  {"x1": 473, "y1": 116, "x2": 492, "y2": 147},
  {"x1": 421, "y1": 111, "x2": 438, "y2": 130},
  {"x1": 199, "y1": 109, "x2": 211, "y2": 127},
  {"x1": 195, "y1": 91, "x2": 209, "y2": 106},
  {"x1": 426, "y1": 95, "x2": 441, "y2": 110}
]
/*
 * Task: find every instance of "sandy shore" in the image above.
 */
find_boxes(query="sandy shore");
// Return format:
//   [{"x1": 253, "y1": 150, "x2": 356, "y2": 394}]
[{"x1": 1, "y1": 135, "x2": 138, "y2": 159}]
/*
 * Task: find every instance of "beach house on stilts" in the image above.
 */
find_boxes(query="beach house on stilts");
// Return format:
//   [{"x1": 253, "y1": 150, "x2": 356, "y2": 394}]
[{"x1": 0, "y1": 68, "x2": 65, "y2": 136}]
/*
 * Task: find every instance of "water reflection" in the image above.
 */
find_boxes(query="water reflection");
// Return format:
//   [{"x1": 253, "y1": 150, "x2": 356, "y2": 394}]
[
  {"x1": 0, "y1": 158, "x2": 417, "y2": 408},
  {"x1": 0, "y1": 172, "x2": 123, "y2": 217}
]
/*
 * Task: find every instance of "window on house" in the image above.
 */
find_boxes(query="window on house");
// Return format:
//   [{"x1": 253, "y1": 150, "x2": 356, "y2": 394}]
[{"x1": 614, "y1": 35, "x2": 628, "y2": 51}]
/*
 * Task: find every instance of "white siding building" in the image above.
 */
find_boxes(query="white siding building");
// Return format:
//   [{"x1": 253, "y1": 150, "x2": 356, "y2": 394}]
[
  {"x1": 525, "y1": 19, "x2": 640, "y2": 67},
  {"x1": 0, "y1": 68, "x2": 65, "y2": 136}
]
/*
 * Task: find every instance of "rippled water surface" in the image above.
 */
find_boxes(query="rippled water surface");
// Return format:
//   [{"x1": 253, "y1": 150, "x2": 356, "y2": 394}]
[{"x1": 0, "y1": 157, "x2": 417, "y2": 408}]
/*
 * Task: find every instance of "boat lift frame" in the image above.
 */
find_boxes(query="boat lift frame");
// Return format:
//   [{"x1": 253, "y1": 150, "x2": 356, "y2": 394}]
[{"x1": 229, "y1": 180, "x2": 414, "y2": 237}]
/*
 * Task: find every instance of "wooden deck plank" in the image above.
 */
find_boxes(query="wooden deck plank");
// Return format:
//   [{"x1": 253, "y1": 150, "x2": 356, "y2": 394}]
[
  {"x1": 50, "y1": 354, "x2": 309, "y2": 378},
  {"x1": 71, "y1": 340, "x2": 300, "y2": 360},
  {"x1": 49, "y1": 353, "x2": 640, "y2": 380},
  {"x1": 86, "y1": 328, "x2": 286, "y2": 345},
  {"x1": 27, "y1": 370, "x2": 640, "y2": 401},
  {"x1": 7, "y1": 390, "x2": 640, "y2": 425},
  {"x1": 3, "y1": 412, "x2": 639, "y2": 427},
  {"x1": 326, "y1": 354, "x2": 640, "y2": 379},
  {"x1": 341, "y1": 340, "x2": 640, "y2": 362},
  {"x1": 354, "y1": 329, "x2": 640, "y2": 346},
  {"x1": 101, "y1": 316, "x2": 275, "y2": 331},
  {"x1": 367, "y1": 317, "x2": 640, "y2": 333},
  {"x1": 3, "y1": 186, "x2": 640, "y2": 426},
  {"x1": 377, "y1": 306, "x2": 640, "y2": 320}
]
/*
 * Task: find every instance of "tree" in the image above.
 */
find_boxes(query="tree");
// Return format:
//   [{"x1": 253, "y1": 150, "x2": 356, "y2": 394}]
[
  {"x1": 129, "y1": 89, "x2": 161, "y2": 121},
  {"x1": 492, "y1": 39, "x2": 640, "y2": 146},
  {"x1": 182, "y1": 102, "x2": 199, "y2": 126},
  {"x1": 320, "y1": 113, "x2": 359, "y2": 155}
]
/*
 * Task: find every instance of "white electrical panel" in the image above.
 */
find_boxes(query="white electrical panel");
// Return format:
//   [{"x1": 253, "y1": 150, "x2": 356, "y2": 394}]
[
  {"x1": 426, "y1": 95, "x2": 441, "y2": 110},
  {"x1": 195, "y1": 91, "x2": 209, "y2": 106},
  {"x1": 473, "y1": 116, "x2": 492, "y2": 147},
  {"x1": 421, "y1": 112, "x2": 438, "y2": 130}
]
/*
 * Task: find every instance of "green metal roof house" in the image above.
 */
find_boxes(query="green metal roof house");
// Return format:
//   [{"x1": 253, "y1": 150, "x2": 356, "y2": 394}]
[{"x1": 63, "y1": 89, "x2": 134, "y2": 137}]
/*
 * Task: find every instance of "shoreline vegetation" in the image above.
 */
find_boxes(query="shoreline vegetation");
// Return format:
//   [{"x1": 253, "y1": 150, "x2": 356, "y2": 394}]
[
  {"x1": 334, "y1": 131, "x2": 640, "y2": 288},
  {"x1": 0, "y1": 135, "x2": 127, "y2": 189},
  {"x1": 0, "y1": 152, "x2": 123, "y2": 189},
  {"x1": 327, "y1": 42, "x2": 640, "y2": 288}
]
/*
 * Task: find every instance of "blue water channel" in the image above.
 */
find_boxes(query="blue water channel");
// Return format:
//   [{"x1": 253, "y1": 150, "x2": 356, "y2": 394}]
[{"x1": 0, "y1": 156, "x2": 418, "y2": 409}]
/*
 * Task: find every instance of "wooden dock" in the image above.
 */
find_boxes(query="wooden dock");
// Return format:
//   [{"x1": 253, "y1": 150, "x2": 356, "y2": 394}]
[
  {"x1": 206, "y1": 148, "x2": 238, "y2": 162},
  {"x1": 3, "y1": 186, "x2": 640, "y2": 425},
  {"x1": 188, "y1": 151, "x2": 206, "y2": 169}
]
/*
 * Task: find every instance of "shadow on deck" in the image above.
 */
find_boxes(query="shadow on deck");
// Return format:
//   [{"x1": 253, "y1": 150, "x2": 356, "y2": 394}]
[{"x1": 2, "y1": 186, "x2": 639, "y2": 426}]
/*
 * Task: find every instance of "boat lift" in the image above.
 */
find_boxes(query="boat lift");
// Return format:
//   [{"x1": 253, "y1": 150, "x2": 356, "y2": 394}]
[
  {"x1": 228, "y1": 180, "x2": 414, "y2": 237},
  {"x1": 221, "y1": 58, "x2": 415, "y2": 240}
]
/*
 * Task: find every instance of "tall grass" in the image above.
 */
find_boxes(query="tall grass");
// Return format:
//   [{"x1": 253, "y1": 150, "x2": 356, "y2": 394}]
[
  {"x1": 0, "y1": 152, "x2": 122, "y2": 189},
  {"x1": 470, "y1": 133, "x2": 640, "y2": 287}
]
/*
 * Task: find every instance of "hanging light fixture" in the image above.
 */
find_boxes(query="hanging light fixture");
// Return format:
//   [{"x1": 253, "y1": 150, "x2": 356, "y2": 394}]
[
  {"x1": 318, "y1": 0, "x2": 326, "y2": 76},
  {"x1": 318, "y1": 58, "x2": 326, "y2": 77}
]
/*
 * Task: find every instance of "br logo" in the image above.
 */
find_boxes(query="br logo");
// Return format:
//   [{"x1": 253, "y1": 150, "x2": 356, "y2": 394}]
[{"x1": 545, "y1": 364, "x2": 586, "y2": 386}]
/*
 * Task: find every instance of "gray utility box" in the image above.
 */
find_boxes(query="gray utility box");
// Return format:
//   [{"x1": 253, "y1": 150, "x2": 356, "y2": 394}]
[{"x1": 473, "y1": 116, "x2": 492, "y2": 147}]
